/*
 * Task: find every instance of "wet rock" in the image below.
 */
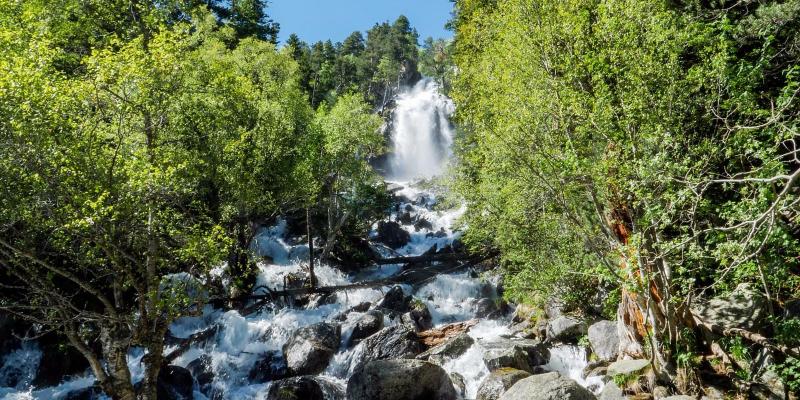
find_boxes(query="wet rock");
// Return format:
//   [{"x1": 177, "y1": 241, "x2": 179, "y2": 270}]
[
  {"x1": 359, "y1": 324, "x2": 425, "y2": 364},
  {"x1": 599, "y1": 381, "x2": 625, "y2": 400},
  {"x1": 377, "y1": 286, "x2": 411, "y2": 313},
  {"x1": 157, "y1": 365, "x2": 194, "y2": 400},
  {"x1": 248, "y1": 351, "x2": 288, "y2": 383},
  {"x1": 349, "y1": 310, "x2": 384, "y2": 346},
  {"x1": 376, "y1": 221, "x2": 411, "y2": 249},
  {"x1": 546, "y1": 316, "x2": 588, "y2": 343},
  {"x1": 399, "y1": 212, "x2": 415, "y2": 225},
  {"x1": 402, "y1": 301, "x2": 433, "y2": 331},
  {"x1": 266, "y1": 376, "x2": 343, "y2": 400},
  {"x1": 426, "y1": 228, "x2": 448, "y2": 238},
  {"x1": 416, "y1": 332, "x2": 474, "y2": 365},
  {"x1": 450, "y1": 372, "x2": 467, "y2": 398},
  {"x1": 482, "y1": 343, "x2": 532, "y2": 373},
  {"x1": 64, "y1": 386, "x2": 103, "y2": 400},
  {"x1": 475, "y1": 298, "x2": 499, "y2": 319},
  {"x1": 282, "y1": 322, "x2": 341, "y2": 375},
  {"x1": 482, "y1": 338, "x2": 550, "y2": 370},
  {"x1": 691, "y1": 283, "x2": 767, "y2": 332},
  {"x1": 498, "y1": 371, "x2": 596, "y2": 400},
  {"x1": 405, "y1": 204, "x2": 415, "y2": 212},
  {"x1": 346, "y1": 359, "x2": 457, "y2": 400},
  {"x1": 588, "y1": 320, "x2": 619, "y2": 362},
  {"x1": 607, "y1": 359, "x2": 650, "y2": 377},
  {"x1": 187, "y1": 355, "x2": 215, "y2": 393},
  {"x1": 661, "y1": 397, "x2": 694, "y2": 400},
  {"x1": 387, "y1": 183, "x2": 404, "y2": 194},
  {"x1": 476, "y1": 368, "x2": 532, "y2": 400},
  {"x1": 414, "y1": 218, "x2": 433, "y2": 231}
]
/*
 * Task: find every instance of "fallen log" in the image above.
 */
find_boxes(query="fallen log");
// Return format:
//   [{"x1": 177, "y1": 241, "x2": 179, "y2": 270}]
[
  {"x1": 374, "y1": 252, "x2": 471, "y2": 265},
  {"x1": 417, "y1": 319, "x2": 479, "y2": 347},
  {"x1": 211, "y1": 253, "x2": 494, "y2": 315}
]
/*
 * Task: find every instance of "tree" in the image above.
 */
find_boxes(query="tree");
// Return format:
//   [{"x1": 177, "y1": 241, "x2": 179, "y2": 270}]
[
  {"x1": 0, "y1": 6, "x2": 311, "y2": 399},
  {"x1": 450, "y1": 0, "x2": 800, "y2": 392}
]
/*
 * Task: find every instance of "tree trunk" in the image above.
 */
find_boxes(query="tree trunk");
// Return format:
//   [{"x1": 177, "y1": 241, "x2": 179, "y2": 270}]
[{"x1": 307, "y1": 208, "x2": 317, "y2": 288}]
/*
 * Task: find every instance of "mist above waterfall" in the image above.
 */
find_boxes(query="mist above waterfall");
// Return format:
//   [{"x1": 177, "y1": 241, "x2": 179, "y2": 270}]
[{"x1": 388, "y1": 79, "x2": 455, "y2": 181}]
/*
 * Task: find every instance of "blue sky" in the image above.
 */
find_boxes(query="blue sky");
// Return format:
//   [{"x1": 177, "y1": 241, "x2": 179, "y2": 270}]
[{"x1": 268, "y1": 0, "x2": 454, "y2": 45}]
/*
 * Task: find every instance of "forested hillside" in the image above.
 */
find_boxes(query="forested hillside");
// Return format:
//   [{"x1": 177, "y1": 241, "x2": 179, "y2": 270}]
[{"x1": 450, "y1": 0, "x2": 800, "y2": 395}]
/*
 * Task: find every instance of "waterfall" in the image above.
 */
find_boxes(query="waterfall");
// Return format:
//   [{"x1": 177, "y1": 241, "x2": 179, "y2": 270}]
[{"x1": 388, "y1": 79, "x2": 455, "y2": 181}]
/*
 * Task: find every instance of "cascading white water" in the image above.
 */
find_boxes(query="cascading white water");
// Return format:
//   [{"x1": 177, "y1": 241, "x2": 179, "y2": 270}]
[{"x1": 388, "y1": 79, "x2": 455, "y2": 181}]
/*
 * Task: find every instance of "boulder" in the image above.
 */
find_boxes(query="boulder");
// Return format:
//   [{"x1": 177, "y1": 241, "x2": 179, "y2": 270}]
[
  {"x1": 346, "y1": 359, "x2": 457, "y2": 400},
  {"x1": 402, "y1": 302, "x2": 433, "y2": 331},
  {"x1": 598, "y1": 381, "x2": 625, "y2": 400},
  {"x1": 547, "y1": 316, "x2": 588, "y2": 343},
  {"x1": 481, "y1": 338, "x2": 549, "y2": 371},
  {"x1": 498, "y1": 372, "x2": 596, "y2": 400},
  {"x1": 588, "y1": 320, "x2": 620, "y2": 362},
  {"x1": 607, "y1": 359, "x2": 650, "y2": 377},
  {"x1": 416, "y1": 332, "x2": 474, "y2": 365},
  {"x1": 691, "y1": 283, "x2": 767, "y2": 332},
  {"x1": 475, "y1": 298, "x2": 500, "y2": 319},
  {"x1": 450, "y1": 372, "x2": 467, "y2": 398},
  {"x1": 358, "y1": 324, "x2": 424, "y2": 364},
  {"x1": 349, "y1": 310, "x2": 384, "y2": 346},
  {"x1": 476, "y1": 368, "x2": 532, "y2": 400},
  {"x1": 282, "y1": 322, "x2": 341, "y2": 375},
  {"x1": 750, "y1": 369, "x2": 787, "y2": 400},
  {"x1": 266, "y1": 376, "x2": 343, "y2": 400},
  {"x1": 377, "y1": 286, "x2": 411, "y2": 313},
  {"x1": 187, "y1": 355, "x2": 215, "y2": 396},
  {"x1": 661, "y1": 397, "x2": 695, "y2": 400},
  {"x1": 157, "y1": 365, "x2": 194, "y2": 400},
  {"x1": 482, "y1": 343, "x2": 532, "y2": 373},
  {"x1": 376, "y1": 221, "x2": 411, "y2": 249},
  {"x1": 414, "y1": 218, "x2": 433, "y2": 231},
  {"x1": 248, "y1": 351, "x2": 288, "y2": 383}
]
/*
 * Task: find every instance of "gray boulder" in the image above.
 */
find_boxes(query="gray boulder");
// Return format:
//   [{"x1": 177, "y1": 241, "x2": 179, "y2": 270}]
[
  {"x1": 358, "y1": 324, "x2": 424, "y2": 364},
  {"x1": 416, "y1": 332, "x2": 474, "y2": 365},
  {"x1": 598, "y1": 381, "x2": 625, "y2": 400},
  {"x1": 248, "y1": 351, "x2": 288, "y2": 383},
  {"x1": 481, "y1": 338, "x2": 549, "y2": 373},
  {"x1": 402, "y1": 301, "x2": 433, "y2": 331},
  {"x1": 476, "y1": 368, "x2": 532, "y2": 400},
  {"x1": 691, "y1": 283, "x2": 767, "y2": 331},
  {"x1": 482, "y1": 343, "x2": 532, "y2": 373},
  {"x1": 377, "y1": 286, "x2": 411, "y2": 312},
  {"x1": 349, "y1": 310, "x2": 384, "y2": 346},
  {"x1": 346, "y1": 359, "x2": 457, "y2": 400},
  {"x1": 547, "y1": 316, "x2": 588, "y2": 343},
  {"x1": 266, "y1": 376, "x2": 343, "y2": 400},
  {"x1": 607, "y1": 359, "x2": 650, "y2": 377},
  {"x1": 498, "y1": 372, "x2": 596, "y2": 400},
  {"x1": 588, "y1": 320, "x2": 619, "y2": 361},
  {"x1": 282, "y1": 322, "x2": 341, "y2": 375}
]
